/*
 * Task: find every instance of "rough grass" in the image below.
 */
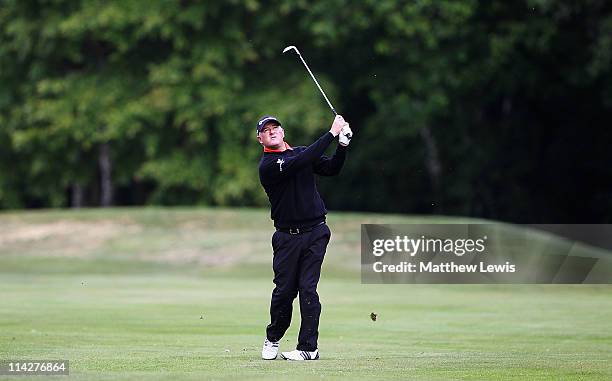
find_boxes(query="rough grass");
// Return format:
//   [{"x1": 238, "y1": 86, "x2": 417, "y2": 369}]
[{"x1": 0, "y1": 207, "x2": 611, "y2": 380}]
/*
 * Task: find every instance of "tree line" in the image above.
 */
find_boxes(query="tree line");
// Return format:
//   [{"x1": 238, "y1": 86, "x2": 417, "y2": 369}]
[{"x1": 1, "y1": 0, "x2": 610, "y2": 222}]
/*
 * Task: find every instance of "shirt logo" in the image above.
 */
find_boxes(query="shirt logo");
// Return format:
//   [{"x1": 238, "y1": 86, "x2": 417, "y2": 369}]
[{"x1": 276, "y1": 158, "x2": 285, "y2": 172}]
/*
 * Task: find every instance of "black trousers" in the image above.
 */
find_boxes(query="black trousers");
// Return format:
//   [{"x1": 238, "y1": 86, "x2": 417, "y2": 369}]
[{"x1": 266, "y1": 223, "x2": 331, "y2": 351}]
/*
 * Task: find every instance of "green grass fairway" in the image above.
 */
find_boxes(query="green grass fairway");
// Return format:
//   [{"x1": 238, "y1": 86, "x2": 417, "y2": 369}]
[{"x1": 1, "y1": 208, "x2": 611, "y2": 380}]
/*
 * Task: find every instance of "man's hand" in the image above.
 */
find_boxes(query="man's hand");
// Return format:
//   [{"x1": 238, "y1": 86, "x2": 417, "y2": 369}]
[
  {"x1": 330, "y1": 115, "x2": 347, "y2": 137},
  {"x1": 339, "y1": 125, "x2": 353, "y2": 146}
]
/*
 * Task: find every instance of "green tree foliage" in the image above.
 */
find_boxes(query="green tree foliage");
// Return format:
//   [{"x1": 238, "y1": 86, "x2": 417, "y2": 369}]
[
  {"x1": 0, "y1": 0, "x2": 610, "y2": 222},
  {"x1": 302, "y1": 0, "x2": 612, "y2": 222}
]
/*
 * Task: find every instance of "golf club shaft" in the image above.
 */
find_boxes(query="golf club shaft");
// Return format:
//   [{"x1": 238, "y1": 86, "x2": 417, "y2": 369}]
[{"x1": 294, "y1": 51, "x2": 337, "y2": 116}]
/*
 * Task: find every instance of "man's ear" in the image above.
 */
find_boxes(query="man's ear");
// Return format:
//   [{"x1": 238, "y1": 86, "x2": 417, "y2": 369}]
[
  {"x1": 279, "y1": 127, "x2": 285, "y2": 138},
  {"x1": 257, "y1": 134, "x2": 263, "y2": 145}
]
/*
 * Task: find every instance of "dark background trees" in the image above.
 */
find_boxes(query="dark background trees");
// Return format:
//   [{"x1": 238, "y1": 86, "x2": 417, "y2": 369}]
[{"x1": 1, "y1": 0, "x2": 610, "y2": 223}]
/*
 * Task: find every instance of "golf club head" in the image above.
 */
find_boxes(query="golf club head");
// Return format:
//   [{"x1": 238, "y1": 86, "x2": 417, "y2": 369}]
[{"x1": 282, "y1": 45, "x2": 298, "y2": 54}]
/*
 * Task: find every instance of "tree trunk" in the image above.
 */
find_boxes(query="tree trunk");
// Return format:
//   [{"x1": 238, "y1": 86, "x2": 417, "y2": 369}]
[
  {"x1": 98, "y1": 142, "x2": 113, "y2": 207},
  {"x1": 420, "y1": 125, "x2": 442, "y2": 211},
  {"x1": 71, "y1": 183, "x2": 84, "y2": 208}
]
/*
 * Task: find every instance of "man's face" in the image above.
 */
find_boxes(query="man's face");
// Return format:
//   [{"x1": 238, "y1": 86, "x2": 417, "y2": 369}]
[{"x1": 257, "y1": 122, "x2": 284, "y2": 149}]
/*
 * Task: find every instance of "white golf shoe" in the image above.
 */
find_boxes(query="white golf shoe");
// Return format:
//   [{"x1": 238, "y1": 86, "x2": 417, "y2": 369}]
[
  {"x1": 280, "y1": 349, "x2": 319, "y2": 361},
  {"x1": 261, "y1": 338, "x2": 280, "y2": 360}
]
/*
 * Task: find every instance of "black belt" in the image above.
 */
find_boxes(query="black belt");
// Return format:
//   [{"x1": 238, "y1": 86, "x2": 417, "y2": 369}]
[{"x1": 276, "y1": 221, "x2": 325, "y2": 235}]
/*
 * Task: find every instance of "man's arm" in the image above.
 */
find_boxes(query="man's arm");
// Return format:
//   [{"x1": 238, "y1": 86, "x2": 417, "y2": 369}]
[
  {"x1": 260, "y1": 116, "x2": 347, "y2": 185},
  {"x1": 313, "y1": 144, "x2": 347, "y2": 176},
  {"x1": 313, "y1": 123, "x2": 352, "y2": 176},
  {"x1": 260, "y1": 132, "x2": 334, "y2": 185}
]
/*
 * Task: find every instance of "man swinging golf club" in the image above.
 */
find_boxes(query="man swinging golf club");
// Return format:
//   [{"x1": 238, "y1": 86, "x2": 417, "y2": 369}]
[{"x1": 257, "y1": 114, "x2": 353, "y2": 361}]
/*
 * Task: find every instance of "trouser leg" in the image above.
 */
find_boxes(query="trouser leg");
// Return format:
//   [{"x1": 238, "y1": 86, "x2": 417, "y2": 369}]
[
  {"x1": 297, "y1": 224, "x2": 331, "y2": 351},
  {"x1": 266, "y1": 231, "x2": 301, "y2": 342}
]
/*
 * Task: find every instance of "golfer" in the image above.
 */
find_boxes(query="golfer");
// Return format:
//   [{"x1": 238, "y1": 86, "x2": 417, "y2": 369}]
[{"x1": 257, "y1": 114, "x2": 352, "y2": 361}]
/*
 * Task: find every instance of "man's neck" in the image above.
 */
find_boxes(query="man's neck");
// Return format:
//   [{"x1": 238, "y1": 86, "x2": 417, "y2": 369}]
[{"x1": 264, "y1": 142, "x2": 291, "y2": 153}]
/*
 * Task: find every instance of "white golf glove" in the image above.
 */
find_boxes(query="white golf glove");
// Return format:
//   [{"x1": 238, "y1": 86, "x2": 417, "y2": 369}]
[{"x1": 339, "y1": 125, "x2": 353, "y2": 146}]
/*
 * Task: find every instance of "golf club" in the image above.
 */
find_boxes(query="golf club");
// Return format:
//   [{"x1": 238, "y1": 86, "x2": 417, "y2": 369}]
[
  {"x1": 283, "y1": 45, "x2": 351, "y2": 139},
  {"x1": 282, "y1": 45, "x2": 338, "y2": 117}
]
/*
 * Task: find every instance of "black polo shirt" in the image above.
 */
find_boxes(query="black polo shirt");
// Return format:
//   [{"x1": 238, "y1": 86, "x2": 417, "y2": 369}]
[{"x1": 259, "y1": 132, "x2": 347, "y2": 229}]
